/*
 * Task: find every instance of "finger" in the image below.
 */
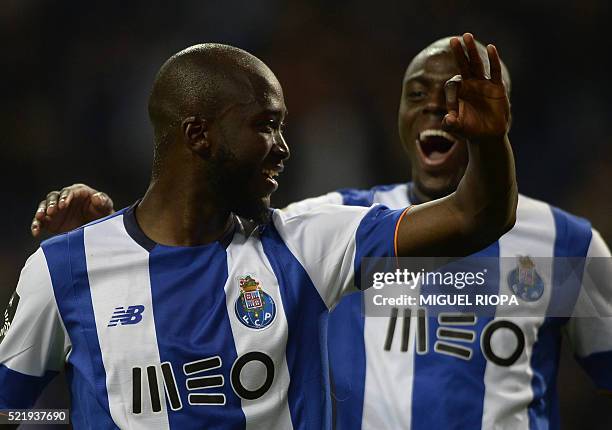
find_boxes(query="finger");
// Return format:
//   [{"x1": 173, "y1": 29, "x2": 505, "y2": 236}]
[
  {"x1": 92, "y1": 192, "x2": 114, "y2": 214},
  {"x1": 45, "y1": 191, "x2": 61, "y2": 215},
  {"x1": 463, "y1": 33, "x2": 485, "y2": 78},
  {"x1": 487, "y1": 44, "x2": 503, "y2": 84},
  {"x1": 443, "y1": 75, "x2": 462, "y2": 129},
  {"x1": 32, "y1": 199, "x2": 48, "y2": 237},
  {"x1": 31, "y1": 216, "x2": 41, "y2": 237},
  {"x1": 62, "y1": 184, "x2": 97, "y2": 210},
  {"x1": 30, "y1": 219, "x2": 40, "y2": 237},
  {"x1": 450, "y1": 37, "x2": 471, "y2": 78},
  {"x1": 34, "y1": 200, "x2": 47, "y2": 221},
  {"x1": 57, "y1": 188, "x2": 71, "y2": 209}
]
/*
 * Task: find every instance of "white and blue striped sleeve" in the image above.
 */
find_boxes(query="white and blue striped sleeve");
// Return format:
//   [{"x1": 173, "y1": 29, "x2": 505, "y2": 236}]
[
  {"x1": 0, "y1": 248, "x2": 70, "y2": 408},
  {"x1": 273, "y1": 203, "x2": 408, "y2": 309},
  {"x1": 565, "y1": 229, "x2": 612, "y2": 390}
]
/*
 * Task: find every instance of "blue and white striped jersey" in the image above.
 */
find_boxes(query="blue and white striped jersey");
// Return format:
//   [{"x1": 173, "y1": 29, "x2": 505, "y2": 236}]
[
  {"x1": 0, "y1": 202, "x2": 407, "y2": 429},
  {"x1": 287, "y1": 183, "x2": 612, "y2": 430}
]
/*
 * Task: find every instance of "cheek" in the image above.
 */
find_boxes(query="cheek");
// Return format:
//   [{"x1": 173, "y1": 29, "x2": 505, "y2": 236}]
[
  {"x1": 398, "y1": 108, "x2": 418, "y2": 148},
  {"x1": 242, "y1": 136, "x2": 273, "y2": 160},
  {"x1": 227, "y1": 139, "x2": 270, "y2": 169}
]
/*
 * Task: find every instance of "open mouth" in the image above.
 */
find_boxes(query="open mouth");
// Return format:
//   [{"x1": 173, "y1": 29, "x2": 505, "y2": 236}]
[{"x1": 417, "y1": 129, "x2": 459, "y2": 166}]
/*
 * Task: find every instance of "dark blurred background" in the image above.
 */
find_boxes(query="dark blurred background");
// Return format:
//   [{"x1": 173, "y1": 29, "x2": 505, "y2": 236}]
[{"x1": 1, "y1": 1, "x2": 611, "y2": 429}]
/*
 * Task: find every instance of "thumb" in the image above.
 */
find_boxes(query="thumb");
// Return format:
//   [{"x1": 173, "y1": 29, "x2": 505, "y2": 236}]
[{"x1": 443, "y1": 75, "x2": 462, "y2": 130}]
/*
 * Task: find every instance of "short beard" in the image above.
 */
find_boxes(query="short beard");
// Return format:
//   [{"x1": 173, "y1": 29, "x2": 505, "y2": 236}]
[{"x1": 207, "y1": 145, "x2": 272, "y2": 226}]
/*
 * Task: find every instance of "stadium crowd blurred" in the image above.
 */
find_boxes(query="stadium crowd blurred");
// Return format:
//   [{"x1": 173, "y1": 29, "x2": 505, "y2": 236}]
[{"x1": 1, "y1": 1, "x2": 610, "y2": 428}]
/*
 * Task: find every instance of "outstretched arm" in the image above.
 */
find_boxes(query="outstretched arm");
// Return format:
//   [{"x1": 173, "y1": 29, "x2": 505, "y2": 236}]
[
  {"x1": 30, "y1": 184, "x2": 114, "y2": 237},
  {"x1": 396, "y1": 33, "x2": 517, "y2": 257}
]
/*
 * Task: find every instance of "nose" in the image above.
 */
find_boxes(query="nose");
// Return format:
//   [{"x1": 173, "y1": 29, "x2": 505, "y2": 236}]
[
  {"x1": 273, "y1": 132, "x2": 290, "y2": 160},
  {"x1": 423, "y1": 87, "x2": 447, "y2": 118}
]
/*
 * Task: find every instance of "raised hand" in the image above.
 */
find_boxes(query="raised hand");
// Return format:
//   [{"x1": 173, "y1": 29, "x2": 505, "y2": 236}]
[
  {"x1": 443, "y1": 33, "x2": 510, "y2": 142},
  {"x1": 31, "y1": 183, "x2": 114, "y2": 237}
]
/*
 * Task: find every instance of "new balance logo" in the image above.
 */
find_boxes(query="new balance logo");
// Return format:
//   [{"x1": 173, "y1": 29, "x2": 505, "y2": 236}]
[{"x1": 108, "y1": 305, "x2": 145, "y2": 327}]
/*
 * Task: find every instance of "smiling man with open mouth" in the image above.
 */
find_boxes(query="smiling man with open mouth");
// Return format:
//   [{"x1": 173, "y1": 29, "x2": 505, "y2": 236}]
[{"x1": 399, "y1": 38, "x2": 511, "y2": 201}]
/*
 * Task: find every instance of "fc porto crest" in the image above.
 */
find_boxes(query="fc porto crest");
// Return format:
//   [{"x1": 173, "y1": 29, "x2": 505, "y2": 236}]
[
  {"x1": 234, "y1": 275, "x2": 276, "y2": 329},
  {"x1": 507, "y1": 256, "x2": 544, "y2": 302}
]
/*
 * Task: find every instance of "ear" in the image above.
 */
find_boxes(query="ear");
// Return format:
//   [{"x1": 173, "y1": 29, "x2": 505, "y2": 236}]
[{"x1": 181, "y1": 116, "x2": 211, "y2": 157}]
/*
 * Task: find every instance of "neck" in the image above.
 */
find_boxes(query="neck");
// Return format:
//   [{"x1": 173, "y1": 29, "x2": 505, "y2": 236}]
[
  {"x1": 136, "y1": 174, "x2": 233, "y2": 247},
  {"x1": 409, "y1": 182, "x2": 434, "y2": 204}
]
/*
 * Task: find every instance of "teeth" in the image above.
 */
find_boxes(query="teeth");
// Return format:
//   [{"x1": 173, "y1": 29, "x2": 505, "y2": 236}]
[
  {"x1": 419, "y1": 129, "x2": 458, "y2": 143},
  {"x1": 262, "y1": 169, "x2": 279, "y2": 178}
]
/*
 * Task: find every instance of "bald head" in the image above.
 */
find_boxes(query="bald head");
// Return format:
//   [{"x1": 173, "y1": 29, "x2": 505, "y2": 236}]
[
  {"x1": 148, "y1": 43, "x2": 279, "y2": 161},
  {"x1": 405, "y1": 36, "x2": 511, "y2": 93}
]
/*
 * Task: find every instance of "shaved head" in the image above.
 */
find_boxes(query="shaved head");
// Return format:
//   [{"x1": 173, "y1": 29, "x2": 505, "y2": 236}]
[
  {"x1": 405, "y1": 36, "x2": 511, "y2": 93},
  {"x1": 398, "y1": 36, "x2": 513, "y2": 201},
  {"x1": 147, "y1": 43, "x2": 280, "y2": 176}
]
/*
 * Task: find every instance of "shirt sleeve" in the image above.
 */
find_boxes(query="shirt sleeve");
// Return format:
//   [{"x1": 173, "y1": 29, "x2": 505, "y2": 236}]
[
  {"x1": 273, "y1": 203, "x2": 408, "y2": 309},
  {"x1": 0, "y1": 248, "x2": 70, "y2": 408},
  {"x1": 565, "y1": 229, "x2": 612, "y2": 390}
]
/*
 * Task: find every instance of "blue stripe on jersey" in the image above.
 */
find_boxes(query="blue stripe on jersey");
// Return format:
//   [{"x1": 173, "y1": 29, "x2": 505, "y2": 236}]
[
  {"x1": 0, "y1": 364, "x2": 57, "y2": 408},
  {"x1": 411, "y1": 242, "x2": 500, "y2": 430},
  {"x1": 547, "y1": 208, "x2": 592, "y2": 316},
  {"x1": 338, "y1": 188, "x2": 374, "y2": 206},
  {"x1": 261, "y1": 223, "x2": 331, "y2": 430},
  {"x1": 327, "y1": 293, "x2": 365, "y2": 430},
  {"x1": 147, "y1": 244, "x2": 245, "y2": 429},
  {"x1": 338, "y1": 184, "x2": 404, "y2": 207},
  {"x1": 353, "y1": 206, "x2": 406, "y2": 289},
  {"x1": 527, "y1": 207, "x2": 592, "y2": 430},
  {"x1": 42, "y1": 228, "x2": 119, "y2": 429}
]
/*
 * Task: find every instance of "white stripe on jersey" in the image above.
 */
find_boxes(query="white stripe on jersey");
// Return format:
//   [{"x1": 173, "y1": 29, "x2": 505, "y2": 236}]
[
  {"x1": 0, "y1": 249, "x2": 69, "y2": 376},
  {"x1": 281, "y1": 192, "x2": 344, "y2": 217},
  {"x1": 361, "y1": 183, "x2": 415, "y2": 429},
  {"x1": 362, "y1": 308, "x2": 417, "y2": 429},
  {"x1": 371, "y1": 184, "x2": 409, "y2": 207},
  {"x1": 481, "y1": 195, "x2": 556, "y2": 430},
  {"x1": 84, "y1": 214, "x2": 170, "y2": 430},
  {"x1": 224, "y1": 220, "x2": 293, "y2": 429}
]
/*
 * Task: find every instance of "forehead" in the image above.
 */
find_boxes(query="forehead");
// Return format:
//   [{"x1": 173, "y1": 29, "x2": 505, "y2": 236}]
[
  {"x1": 219, "y1": 69, "x2": 286, "y2": 121},
  {"x1": 404, "y1": 50, "x2": 459, "y2": 84},
  {"x1": 245, "y1": 69, "x2": 286, "y2": 115}
]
